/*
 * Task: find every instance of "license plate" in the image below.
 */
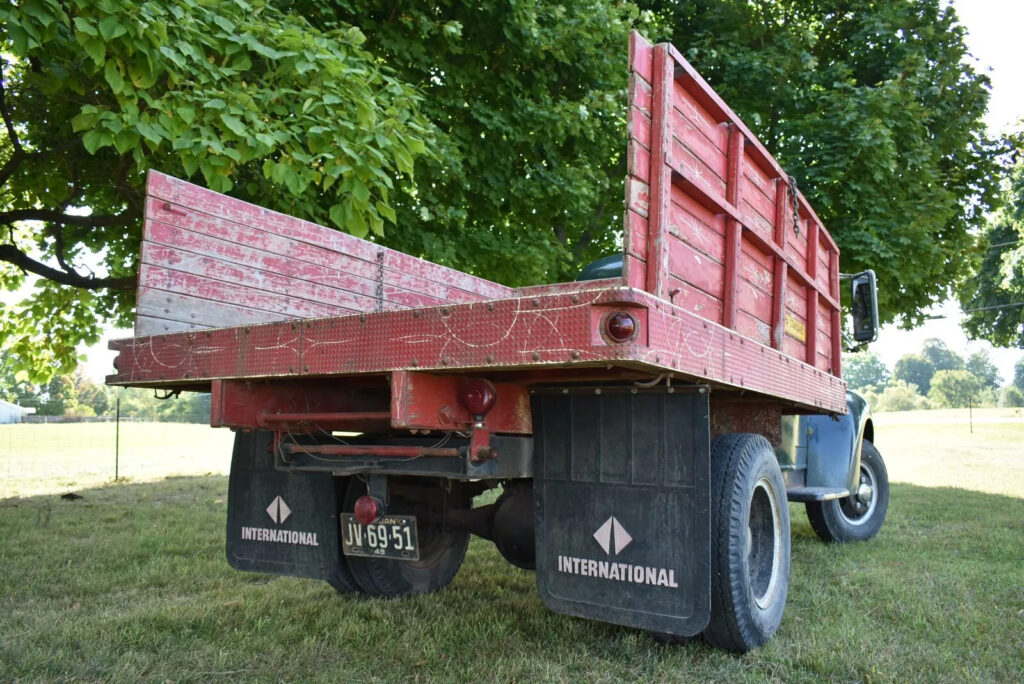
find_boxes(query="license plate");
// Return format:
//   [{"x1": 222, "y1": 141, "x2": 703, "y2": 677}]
[{"x1": 340, "y1": 514, "x2": 420, "y2": 560}]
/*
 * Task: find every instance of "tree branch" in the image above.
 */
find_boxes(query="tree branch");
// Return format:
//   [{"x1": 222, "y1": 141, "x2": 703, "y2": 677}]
[
  {"x1": 0, "y1": 62, "x2": 23, "y2": 157},
  {"x1": 0, "y1": 207, "x2": 138, "y2": 227},
  {"x1": 0, "y1": 243, "x2": 136, "y2": 290}
]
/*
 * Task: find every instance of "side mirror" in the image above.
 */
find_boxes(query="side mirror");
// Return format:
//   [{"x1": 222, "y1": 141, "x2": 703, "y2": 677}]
[{"x1": 850, "y1": 270, "x2": 879, "y2": 343}]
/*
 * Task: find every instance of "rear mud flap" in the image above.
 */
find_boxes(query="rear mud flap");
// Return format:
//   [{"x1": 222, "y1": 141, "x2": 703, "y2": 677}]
[
  {"x1": 533, "y1": 388, "x2": 710, "y2": 636},
  {"x1": 226, "y1": 431, "x2": 344, "y2": 585}
]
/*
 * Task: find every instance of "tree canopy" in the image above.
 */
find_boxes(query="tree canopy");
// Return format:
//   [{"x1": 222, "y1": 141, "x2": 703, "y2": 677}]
[
  {"x1": 0, "y1": 0, "x2": 432, "y2": 380},
  {"x1": 0, "y1": 0, "x2": 1006, "y2": 382},
  {"x1": 959, "y1": 149, "x2": 1024, "y2": 348},
  {"x1": 842, "y1": 351, "x2": 890, "y2": 390},
  {"x1": 641, "y1": 0, "x2": 1004, "y2": 325}
]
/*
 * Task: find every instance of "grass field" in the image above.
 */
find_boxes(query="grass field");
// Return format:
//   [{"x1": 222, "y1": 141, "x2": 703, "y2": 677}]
[
  {"x1": 1, "y1": 411, "x2": 1022, "y2": 681},
  {"x1": 0, "y1": 422, "x2": 234, "y2": 498}
]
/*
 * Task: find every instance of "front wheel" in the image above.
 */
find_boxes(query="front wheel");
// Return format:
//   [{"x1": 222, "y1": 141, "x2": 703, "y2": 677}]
[
  {"x1": 806, "y1": 440, "x2": 889, "y2": 543},
  {"x1": 703, "y1": 434, "x2": 791, "y2": 653}
]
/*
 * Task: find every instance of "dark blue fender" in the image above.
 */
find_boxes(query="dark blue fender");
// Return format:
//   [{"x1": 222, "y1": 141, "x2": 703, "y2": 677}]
[{"x1": 776, "y1": 390, "x2": 874, "y2": 494}]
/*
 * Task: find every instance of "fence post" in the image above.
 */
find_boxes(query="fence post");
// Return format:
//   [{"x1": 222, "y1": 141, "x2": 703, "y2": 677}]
[{"x1": 115, "y1": 395, "x2": 120, "y2": 482}]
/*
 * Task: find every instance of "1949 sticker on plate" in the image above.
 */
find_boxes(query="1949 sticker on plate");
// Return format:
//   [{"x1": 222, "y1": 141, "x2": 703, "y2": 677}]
[{"x1": 341, "y1": 514, "x2": 420, "y2": 561}]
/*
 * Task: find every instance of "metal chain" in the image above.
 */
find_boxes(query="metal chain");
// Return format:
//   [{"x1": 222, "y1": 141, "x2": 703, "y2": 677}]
[
  {"x1": 375, "y1": 250, "x2": 385, "y2": 312},
  {"x1": 787, "y1": 174, "x2": 801, "y2": 238}
]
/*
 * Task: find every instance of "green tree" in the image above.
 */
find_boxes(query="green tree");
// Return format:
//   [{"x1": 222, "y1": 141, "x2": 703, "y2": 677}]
[
  {"x1": 921, "y1": 338, "x2": 965, "y2": 372},
  {"x1": 156, "y1": 393, "x2": 211, "y2": 423},
  {"x1": 1014, "y1": 358, "x2": 1024, "y2": 392},
  {"x1": 894, "y1": 354, "x2": 936, "y2": 395},
  {"x1": 35, "y1": 374, "x2": 77, "y2": 416},
  {"x1": 73, "y1": 369, "x2": 110, "y2": 416},
  {"x1": 0, "y1": 0, "x2": 432, "y2": 381},
  {"x1": 1001, "y1": 385, "x2": 1024, "y2": 408},
  {"x1": 959, "y1": 149, "x2": 1024, "y2": 347},
  {"x1": 0, "y1": 354, "x2": 38, "y2": 405},
  {"x1": 842, "y1": 351, "x2": 890, "y2": 390},
  {"x1": 641, "y1": 0, "x2": 1003, "y2": 324},
  {"x1": 927, "y1": 369, "x2": 983, "y2": 408},
  {"x1": 868, "y1": 380, "x2": 929, "y2": 413},
  {"x1": 284, "y1": 0, "x2": 648, "y2": 287},
  {"x1": 965, "y1": 350, "x2": 1001, "y2": 389}
]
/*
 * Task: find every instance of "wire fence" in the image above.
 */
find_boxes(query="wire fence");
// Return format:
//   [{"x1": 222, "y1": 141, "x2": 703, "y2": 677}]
[{"x1": 0, "y1": 420, "x2": 235, "y2": 499}]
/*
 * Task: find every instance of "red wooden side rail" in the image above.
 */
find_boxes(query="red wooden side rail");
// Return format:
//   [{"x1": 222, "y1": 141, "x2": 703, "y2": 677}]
[{"x1": 623, "y1": 32, "x2": 842, "y2": 377}]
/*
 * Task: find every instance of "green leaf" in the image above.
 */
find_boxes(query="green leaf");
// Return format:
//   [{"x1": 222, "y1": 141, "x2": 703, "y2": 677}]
[
  {"x1": 81, "y1": 129, "x2": 107, "y2": 154},
  {"x1": 346, "y1": 208, "x2": 368, "y2": 238},
  {"x1": 71, "y1": 110, "x2": 99, "y2": 132},
  {"x1": 375, "y1": 200, "x2": 396, "y2": 224},
  {"x1": 329, "y1": 203, "x2": 346, "y2": 229},
  {"x1": 135, "y1": 120, "x2": 163, "y2": 145},
  {"x1": 83, "y1": 37, "x2": 106, "y2": 65},
  {"x1": 351, "y1": 178, "x2": 370, "y2": 204},
  {"x1": 177, "y1": 106, "x2": 196, "y2": 125},
  {"x1": 104, "y1": 61, "x2": 125, "y2": 94},
  {"x1": 72, "y1": 17, "x2": 98, "y2": 37},
  {"x1": 98, "y1": 16, "x2": 127, "y2": 40},
  {"x1": 219, "y1": 113, "x2": 247, "y2": 137}
]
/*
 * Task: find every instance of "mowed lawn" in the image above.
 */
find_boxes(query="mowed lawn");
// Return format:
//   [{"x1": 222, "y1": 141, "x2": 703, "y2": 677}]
[
  {"x1": 0, "y1": 422, "x2": 234, "y2": 498},
  {"x1": 0, "y1": 413, "x2": 1022, "y2": 681}
]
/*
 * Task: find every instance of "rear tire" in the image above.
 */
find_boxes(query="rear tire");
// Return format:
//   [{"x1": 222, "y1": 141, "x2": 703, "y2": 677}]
[
  {"x1": 703, "y1": 434, "x2": 790, "y2": 653},
  {"x1": 342, "y1": 478, "x2": 470, "y2": 596},
  {"x1": 806, "y1": 440, "x2": 889, "y2": 543},
  {"x1": 327, "y1": 475, "x2": 362, "y2": 594}
]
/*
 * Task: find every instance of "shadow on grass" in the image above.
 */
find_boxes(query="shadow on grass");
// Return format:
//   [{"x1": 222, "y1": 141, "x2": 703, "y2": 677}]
[{"x1": 1, "y1": 476, "x2": 1021, "y2": 681}]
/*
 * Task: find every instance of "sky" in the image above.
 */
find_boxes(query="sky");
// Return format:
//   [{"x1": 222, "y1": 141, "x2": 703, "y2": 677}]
[{"x1": 8, "y1": 1, "x2": 1024, "y2": 384}]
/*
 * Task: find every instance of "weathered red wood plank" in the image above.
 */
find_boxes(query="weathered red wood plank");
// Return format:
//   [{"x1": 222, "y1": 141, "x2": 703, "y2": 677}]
[
  {"x1": 626, "y1": 178, "x2": 651, "y2": 218},
  {"x1": 141, "y1": 239, "x2": 378, "y2": 312},
  {"x1": 629, "y1": 30, "x2": 654, "y2": 82},
  {"x1": 671, "y1": 80, "x2": 728, "y2": 153},
  {"x1": 146, "y1": 173, "x2": 511, "y2": 301},
  {"x1": 670, "y1": 109, "x2": 727, "y2": 178},
  {"x1": 645, "y1": 43, "x2": 674, "y2": 299},
  {"x1": 668, "y1": 236, "x2": 725, "y2": 299},
  {"x1": 625, "y1": 209, "x2": 648, "y2": 260},
  {"x1": 722, "y1": 125, "x2": 744, "y2": 328},
  {"x1": 628, "y1": 106, "x2": 653, "y2": 151},
  {"x1": 666, "y1": 274, "x2": 723, "y2": 323}
]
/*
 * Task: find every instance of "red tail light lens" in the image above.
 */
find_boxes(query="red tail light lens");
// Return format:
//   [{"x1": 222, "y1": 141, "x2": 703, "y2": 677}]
[
  {"x1": 354, "y1": 495, "x2": 381, "y2": 525},
  {"x1": 459, "y1": 378, "x2": 497, "y2": 417},
  {"x1": 606, "y1": 312, "x2": 637, "y2": 342}
]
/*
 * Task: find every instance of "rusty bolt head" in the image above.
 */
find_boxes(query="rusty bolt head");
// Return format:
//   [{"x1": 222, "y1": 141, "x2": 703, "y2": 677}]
[
  {"x1": 486, "y1": 353, "x2": 495, "y2": 363},
  {"x1": 571, "y1": 350, "x2": 581, "y2": 360},
  {"x1": 532, "y1": 352, "x2": 541, "y2": 362}
]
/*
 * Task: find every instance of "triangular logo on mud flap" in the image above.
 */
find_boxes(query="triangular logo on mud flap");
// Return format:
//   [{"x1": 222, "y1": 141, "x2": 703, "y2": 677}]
[{"x1": 593, "y1": 516, "x2": 632, "y2": 555}]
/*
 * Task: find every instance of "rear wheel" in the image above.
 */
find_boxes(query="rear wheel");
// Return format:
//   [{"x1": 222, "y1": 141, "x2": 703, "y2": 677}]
[
  {"x1": 327, "y1": 476, "x2": 361, "y2": 594},
  {"x1": 806, "y1": 440, "x2": 889, "y2": 543},
  {"x1": 342, "y1": 477, "x2": 470, "y2": 596},
  {"x1": 703, "y1": 434, "x2": 790, "y2": 653}
]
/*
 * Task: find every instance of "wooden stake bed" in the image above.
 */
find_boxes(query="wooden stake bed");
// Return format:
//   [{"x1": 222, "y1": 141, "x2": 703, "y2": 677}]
[{"x1": 108, "y1": 32, "x2": 846, "y2": 416}]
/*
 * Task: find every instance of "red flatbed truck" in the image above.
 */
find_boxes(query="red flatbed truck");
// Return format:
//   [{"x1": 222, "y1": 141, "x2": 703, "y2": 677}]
[{"x1": 107, "y1": 32, "x2": 888, "y2": 652}]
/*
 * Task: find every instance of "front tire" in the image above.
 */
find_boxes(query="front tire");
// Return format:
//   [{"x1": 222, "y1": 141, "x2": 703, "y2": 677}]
[
  {"x1": 703, "y1": 434, "x2": 791, "y2": 653},
  {"x1": 806, "y1": 440, "x2": 889, "y2": 543}
]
